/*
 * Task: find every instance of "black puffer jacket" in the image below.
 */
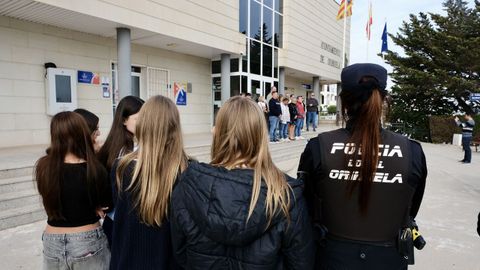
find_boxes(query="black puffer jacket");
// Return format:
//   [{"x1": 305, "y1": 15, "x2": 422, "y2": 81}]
[{"x1": 170, "y1": 162, "x2": 314, "y2": 270}]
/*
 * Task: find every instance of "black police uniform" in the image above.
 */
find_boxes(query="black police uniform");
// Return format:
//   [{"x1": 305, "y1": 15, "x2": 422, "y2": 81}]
[
  {"x1": 298, "y1": 63, "x2": 427, "y2": 270},
  {"x1": 298, "y1": 126, "x2": 427, "y2": 269}
]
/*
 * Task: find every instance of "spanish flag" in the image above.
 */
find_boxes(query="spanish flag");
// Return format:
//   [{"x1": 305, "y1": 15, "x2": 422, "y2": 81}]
[{"x1": 336, "y1": 0, "x2": 353, "y2": 20}]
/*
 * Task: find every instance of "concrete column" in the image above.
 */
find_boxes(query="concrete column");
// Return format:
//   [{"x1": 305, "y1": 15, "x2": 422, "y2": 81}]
[
  {"x1": 221, "y1": 53, "x2": 230, "y2": 105},
  {"x1": 313, "y1": 76, "x2": 320, "y2": 99},
  {"x1": 279, "y1": 67, "x2": 285, "y2": 95},
  {"x1": 117, "y1": 28, "x2": 131, "y2": 99},
  {"x1": 336, "y1": 83, "x2": 343, "y2": 126}
]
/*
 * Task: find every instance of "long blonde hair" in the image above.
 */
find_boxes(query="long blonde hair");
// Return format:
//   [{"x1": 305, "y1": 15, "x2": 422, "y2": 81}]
[
  {"x1": 116, "y1": 95, "x2": 188, "y2": 226},
  {"x1": 211, "y1": 96, "x2": 291, "y2": 223}
]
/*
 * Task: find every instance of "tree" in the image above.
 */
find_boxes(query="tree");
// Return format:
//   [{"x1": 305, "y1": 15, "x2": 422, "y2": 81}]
[{"x1": 385, "y1": 0, "x2": 480, "y2": 141}]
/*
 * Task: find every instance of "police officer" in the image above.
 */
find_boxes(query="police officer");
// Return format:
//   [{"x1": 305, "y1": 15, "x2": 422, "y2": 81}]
[
  {"x1": 455, "y1": 113, "x2": 475, "y2": 163},
  {"x1": 298, "y1": 63, "x2": 427, "y2": 269}
]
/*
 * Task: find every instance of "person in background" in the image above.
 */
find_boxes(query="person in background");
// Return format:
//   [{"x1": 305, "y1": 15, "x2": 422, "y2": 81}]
[
  {"x1": 35, "y1": 112, "x2": 112, "y2": 270},
  {"x1": 298, "y1": 63, "x2": 427, "y2": 269},
  {"x1": 110, "y1": 95, "x2": 188, "y2": 270},
  {"x1": 455, "y1": 113, "x2": 475, "y2": 164},
  {"x1": 74, "y1": 108, "x2": 102, "y2": 152},
  {"x1": 246, "y1": 92, "x2": 252, "y2": 99},
  {"x1": 97, "y1": 95, "x2": 144, "y2": 246},
  {"x1": 288, "y1": 95, "x2": 298, "y2": 141},
  {"x1": 295, "y1": 96, "x2": 306, "y2": 140},
  {"x1": 280, "y1": 97, "x2": 291, "y2": 142},
  {"x1": 170, "y1": 96, "x2": 314, "y2": 269},
  {"x1": 268, "y1": 91, "x2": 282, "y2": 143},
  {"x1": 306, "y1": 93, "x2": 319, "y2": 132},
  {"x1": 258, "y1": 96, "x2": 269, "y2": 125}
]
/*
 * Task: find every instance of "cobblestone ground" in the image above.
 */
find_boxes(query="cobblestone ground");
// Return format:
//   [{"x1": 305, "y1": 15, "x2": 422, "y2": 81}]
[{"x1": 1, "y1": 139, "x2": 479, "y2": 269}]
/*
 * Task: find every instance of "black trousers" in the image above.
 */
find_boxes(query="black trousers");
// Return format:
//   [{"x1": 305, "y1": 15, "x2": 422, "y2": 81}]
[{"x1": 316, "y1": 238, "x2": 407, "y2": 270}]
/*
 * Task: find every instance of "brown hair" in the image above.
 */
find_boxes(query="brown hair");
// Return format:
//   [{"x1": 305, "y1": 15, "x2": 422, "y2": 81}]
[
  {"x1": 211, "y1": 96, "x2": 291, "y2": 223},
  {"x1": 35, "y1": 112, "x2": 105, "y2": 220},
  {"x1": 340, "y1": 77, "x2": 384, "y2": 214},
  {"x1": 97, "y1": 96, "x2": 144, "y2": 171},
  {"x1": 116, "y1": 95, "x2": 188, "y2": 227}
]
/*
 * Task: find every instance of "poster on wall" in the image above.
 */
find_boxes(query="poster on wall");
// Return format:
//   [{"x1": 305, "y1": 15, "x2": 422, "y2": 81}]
[
  {"x1": 78, "y1": 70, "x2": 100, "y2": 84},
  {"x1": 174, "y1": 82, "x2": 187, "y2": 106},
  {"x1": 101, "y1": 76, "x2": 110, "y2": 98}
]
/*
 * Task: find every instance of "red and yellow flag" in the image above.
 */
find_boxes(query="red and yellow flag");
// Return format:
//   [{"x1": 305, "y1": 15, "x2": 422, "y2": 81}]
[
  {"x1": 366, "y1": 2, "x2": 373, "y2": 40},
  {"x1": 336, "y1": 0, "x2": 353, "y2": 20}
]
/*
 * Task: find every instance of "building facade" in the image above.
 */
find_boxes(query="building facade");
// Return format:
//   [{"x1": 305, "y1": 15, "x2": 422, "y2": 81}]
[{"x1": 0, "y1": 0, "x2": 350, "y2": 148}]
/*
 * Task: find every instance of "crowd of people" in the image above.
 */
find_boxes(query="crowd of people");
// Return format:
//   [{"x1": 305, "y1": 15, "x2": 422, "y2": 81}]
[
  {"x1": 34, "y1": 63, "x2": 435, "y2": 270},
  {"x1": 256, "y1": 87, "x2": 320, "y2": 143}
]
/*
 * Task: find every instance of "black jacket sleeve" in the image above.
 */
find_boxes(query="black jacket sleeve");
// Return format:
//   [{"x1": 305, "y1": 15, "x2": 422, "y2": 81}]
[
  {"x1": 409, "y1": 141, "x2": 427, "y2": 218},
  {"x1": 298, "y1": 138, "x2": 322, "y2": 221},
  {"x1": 281, "y1": 193, "x2": 315, "y2": 270},
  {"x1": 170, "y1": 181, "x2": 188, "y2": 268},
  {"x1": 98, "y1": 164, "x2": 113, "y2": 210}
]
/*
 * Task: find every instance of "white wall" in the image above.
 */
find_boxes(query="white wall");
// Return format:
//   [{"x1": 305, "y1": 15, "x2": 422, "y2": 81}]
[
  {"x1": 280, "y1": 0, "x2": 351, "y2": 81},
  {"x1": 0, "y1": 16, "x2": 212, "y2": 148},
  {"x1": 36, "y1": 0, "x2": 245, "y2": 55}
]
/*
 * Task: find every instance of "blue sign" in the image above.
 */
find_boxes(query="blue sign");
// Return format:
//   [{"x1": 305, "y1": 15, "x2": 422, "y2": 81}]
[
  {"x1": 471, "y1": 93, "x2": 480, "y2": 101},
  {"x1": 77, "y1": 70, "x2": 100, "y2": 84},
  {"x1": 176, "y1": 89, "x2": 187, "y2": 106}
]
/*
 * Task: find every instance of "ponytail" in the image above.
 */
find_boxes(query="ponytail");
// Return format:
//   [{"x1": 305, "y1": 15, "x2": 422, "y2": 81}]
[{"x1": 342, "y1": 88, "x2": 384, "y2": 214}]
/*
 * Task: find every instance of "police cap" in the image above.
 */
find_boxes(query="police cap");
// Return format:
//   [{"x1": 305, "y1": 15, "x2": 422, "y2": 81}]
[{"x1": 341, "y1": 63, "x2": 387, "y2": 92}]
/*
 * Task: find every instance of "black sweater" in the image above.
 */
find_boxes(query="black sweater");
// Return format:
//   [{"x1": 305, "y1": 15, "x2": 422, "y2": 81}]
[
  {"x1": 109, "y1": 161, "x2": 177, "y2": 270},
  {"x1": 268, "y1": 98, "x2": 282, "y2": 117}
]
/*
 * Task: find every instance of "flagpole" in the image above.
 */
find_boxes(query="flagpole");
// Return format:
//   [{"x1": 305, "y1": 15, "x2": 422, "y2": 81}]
[
  {"x1": 341, "y1": 1, "x2": 347, "y2": 68},
  {"x1": 366, "y1": 1, "x2": 371, "y2": 62}
]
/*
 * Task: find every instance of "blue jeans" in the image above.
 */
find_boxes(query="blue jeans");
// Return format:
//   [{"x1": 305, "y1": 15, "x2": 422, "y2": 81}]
[
  {"x1": 269, "y1": 116, "x2": 280, "y2": 141},
  {"x1": 462, "y1": 136, "x2": 472, "y2": 162},
  {"x1": 42, "y1": 227, "x2": 110, "y2": 270},
  {"x1": 279, "y1": 122, "x2": 289, "y2": 139},
  {"x1": 306, "y1": 111, "x2": 318, "y2": 130},
  {"x1": 295, "y1": 118, "x2": 304, "y2": 137}
]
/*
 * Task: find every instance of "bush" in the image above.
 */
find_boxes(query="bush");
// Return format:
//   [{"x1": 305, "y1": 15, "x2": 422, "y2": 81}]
[
  {"x1": 429, "y1": 116, "x2": 460, "y2": 144},
  {"x1": 327, "y1": 105, "x2": 337, "y2": 115}
]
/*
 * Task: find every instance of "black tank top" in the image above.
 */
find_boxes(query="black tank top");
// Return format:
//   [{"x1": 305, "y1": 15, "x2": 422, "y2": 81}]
[{"x1": 317, "y1": 129, "x2": 415, "y2": 242}]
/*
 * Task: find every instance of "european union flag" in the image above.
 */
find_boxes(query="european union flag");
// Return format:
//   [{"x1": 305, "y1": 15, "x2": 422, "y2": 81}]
[{"x1": 381, "y1": 22, "x2": 388, "y2": 53}]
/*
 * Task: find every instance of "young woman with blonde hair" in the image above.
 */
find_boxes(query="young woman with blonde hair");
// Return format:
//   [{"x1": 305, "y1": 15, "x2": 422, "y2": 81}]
[
  {"x1": 110, "y1": 95, "x2": 188, "y2": 269},
  {"x1": 171, "y1": 96, "x2": 314, "y2": 269}
]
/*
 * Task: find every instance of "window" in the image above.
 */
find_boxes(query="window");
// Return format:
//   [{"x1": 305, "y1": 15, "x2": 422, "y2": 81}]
[
  {"x1": 212, "y1": 61, "x2": 221, "y2": 74},
  {"x1": 250, "y1": 0, "x2": 261, "y2": 40},
  {"x1": 274, "y1": 13, "x2": 283, "y2": 47},
  {"x1": 263, "y1": 44, "x2": 272, "y2": 77},
  {"x1": 239, "y1": 0, "x2": 248, "y2": 35},
  {"x1": 250, "y1": 40, "x2": 261, "y2": 75},
  {"x1": 264, "y1": 0, "x2": 273, "y2": 8},
  {"x1": 274, "y1": 48, "x2": 278, "y2": 78},
  {"x1": 274, "y1": 0, "x2": 283, "y2": 13},
  {"x1": 263, "y1": 7, "x2": 273, "y2": 44},
  {"x1": 231, "y1": 76, "x2": 240, "y2": 96},
  {"x1": 231, "y1": 58, "x2": 239, "y2": 72}
]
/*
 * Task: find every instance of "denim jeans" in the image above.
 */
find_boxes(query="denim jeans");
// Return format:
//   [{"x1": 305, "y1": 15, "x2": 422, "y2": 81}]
[
  {"x1": 42, "y1": 227, "x2": 110, "y2": 270},
  {"x1": 269, "y1": 116, "x2": 280, "y2": 141},
  {"x1": 462, "y1": 136, "x2": 472, "y2": 162},
  {"x1": 306, "y1": 111, "x2": 318, "y2": 130},
  {"x1": 279, "y1": 122, "x2": 289, "y2": 139},
  {"x1": 295, "y1": 118, "x2": 304, "y2": 137}
]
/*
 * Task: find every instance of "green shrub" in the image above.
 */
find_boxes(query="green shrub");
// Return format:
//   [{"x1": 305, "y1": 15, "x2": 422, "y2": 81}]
[
  {"x1": 429, "y1": 116, "x2": 460, "y2": 144},
  {"x1": 327, "y1": 105, "x2": 337, "y2": 114}
]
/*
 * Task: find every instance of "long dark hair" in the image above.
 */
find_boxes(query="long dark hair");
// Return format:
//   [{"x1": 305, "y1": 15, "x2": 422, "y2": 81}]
[
  {"x1": 35, "y1": 112, "x2": 105, "y2": 220},
  {"x1": 74, "y1": 108, "x2": 99, "y2": 135},
  {"x1": 340, "y1": 77, "x2": 385, "y2": 214},
  {"x1": 97, "y1": 96, "x2": 144, "y2": 171}
]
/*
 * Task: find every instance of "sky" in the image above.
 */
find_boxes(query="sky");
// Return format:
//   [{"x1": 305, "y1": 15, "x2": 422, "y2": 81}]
[{"x1": 348, "y1": 0, "x2": 475, "y2": 89}]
